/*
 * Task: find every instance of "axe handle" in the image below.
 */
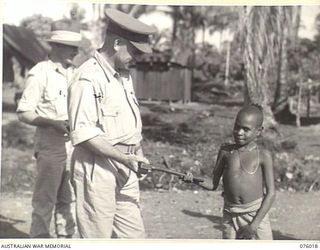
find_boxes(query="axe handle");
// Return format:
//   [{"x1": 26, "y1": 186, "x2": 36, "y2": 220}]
[{"x1": 138, "y1": 165, "x2": 204, "y2": 183}]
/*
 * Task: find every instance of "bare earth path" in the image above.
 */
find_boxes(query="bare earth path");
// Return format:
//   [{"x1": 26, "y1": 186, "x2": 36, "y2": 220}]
[
  {"x1": 1, "y1": 86, "x2": 320, "y2": 241},
  {"x1": 1, "y1": 190, "x2": 320, "y2": 240}
]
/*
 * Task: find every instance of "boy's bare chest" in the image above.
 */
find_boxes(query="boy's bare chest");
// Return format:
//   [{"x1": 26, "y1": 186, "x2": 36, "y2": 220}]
[{"x1": 224, "y1": 150, "x2": 261, "y2": 176}]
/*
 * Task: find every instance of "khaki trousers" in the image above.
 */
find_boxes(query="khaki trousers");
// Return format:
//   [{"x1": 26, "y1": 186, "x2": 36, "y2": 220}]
[
  {"x1": 30, "y1": 129, "x2": 75, "y2": 238},
  {"x1": 71, "y1": 144, "x2": 145, "y2": 238}
]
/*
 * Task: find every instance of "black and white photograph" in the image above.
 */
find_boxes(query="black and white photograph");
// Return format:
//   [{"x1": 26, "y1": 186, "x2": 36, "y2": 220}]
[{"x1": 1, "y1": 0, "x2": 320, "y2": 245}]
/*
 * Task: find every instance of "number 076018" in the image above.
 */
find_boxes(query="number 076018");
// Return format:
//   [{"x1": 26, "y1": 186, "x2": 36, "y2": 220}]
[{"x1": 300, "y1": 244, "x2": 318, "y2": 249}]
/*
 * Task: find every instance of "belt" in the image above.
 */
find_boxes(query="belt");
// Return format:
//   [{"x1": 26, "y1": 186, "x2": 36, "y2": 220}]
[{"x1": 114, "y1": 143, "x2": 141, "y2": 154}]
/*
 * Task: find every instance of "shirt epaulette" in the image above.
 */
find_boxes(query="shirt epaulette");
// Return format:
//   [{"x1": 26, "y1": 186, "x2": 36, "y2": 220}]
[
  {"x1": 28, "y1": 62, "x2": 45, "y2": 75},
  {"x1": 75, "y1": 58, "x2": 103, "y2": 84},
  {"x1": 79, "y1": 77, "x2": 91, "y2": 82}
]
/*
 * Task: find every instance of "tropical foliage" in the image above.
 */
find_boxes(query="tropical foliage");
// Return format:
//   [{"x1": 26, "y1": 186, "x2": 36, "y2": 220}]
[
  {"x1": 18, "y1": 4, "x2": 320, "y2": 123},
  {"x1": 20, "y1": 14, "x2": 53, "y2": 39}
]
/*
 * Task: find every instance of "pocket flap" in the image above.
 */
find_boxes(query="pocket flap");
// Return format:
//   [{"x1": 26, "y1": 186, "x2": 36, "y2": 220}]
[
  {"x1": 44, "y1": 89, "x2": 59, "y2": 101},
  {"x1": 101, "y1": 106, "x2": 120, "y2": 117}
]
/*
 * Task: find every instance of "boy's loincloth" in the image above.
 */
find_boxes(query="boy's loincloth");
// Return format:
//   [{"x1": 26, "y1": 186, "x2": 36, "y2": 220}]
[{"x1": 222, "y1": 197, "x2": 273, "y2": 240}]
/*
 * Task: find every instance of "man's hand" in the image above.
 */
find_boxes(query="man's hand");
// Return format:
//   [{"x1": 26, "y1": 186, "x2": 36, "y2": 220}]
[
  {"x1": 17, "y1": 112, "x2": 70, "y2": 136},
  {"x1": 237, "y1": 224, "x2": 257, "y2": 239},
  {"x1": 50, "y1": 120, "x2": 70, "y2": 135},
  {"x1": 124, "y1": 154, "x2": 150, "y2": 173}
]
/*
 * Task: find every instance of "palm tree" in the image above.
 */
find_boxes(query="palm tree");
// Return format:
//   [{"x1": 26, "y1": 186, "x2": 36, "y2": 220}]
[
  {"x1": 239, "y1": 6, "x2": 280, "y2": 130},
  {"x1": 273, "y1": 6, "x2": 301, "y2": 115},
  {"x1": 205, "y1": 7, "x2": 240, "y2": 86},
  {"x1": 102, "y1": 4, "x2": 157, "y2": 18},
  {"x1": 128, "y1": 5, "x2": 157, "y2": 18},
  {"x1": 273, "y1": 7, "x2": 290, "y2": 113},
  {"x1": 207, "y1": 7, "x2": 240, "y2": 50},
  {"x1": 240, "y1": 6, "x2": 304, "y2": 129}
]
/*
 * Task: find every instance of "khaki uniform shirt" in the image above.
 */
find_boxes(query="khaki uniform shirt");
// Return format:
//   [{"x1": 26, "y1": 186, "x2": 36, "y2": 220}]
[
  {"x1": 17, "y1": 60, "x2": 74, "y2": 152},
  {"x1": 17, "y1": 60, "x2": 73, "y2": 120},
  {"x1": 68, "y1": 51, "x2": 142, "y2": 146}
]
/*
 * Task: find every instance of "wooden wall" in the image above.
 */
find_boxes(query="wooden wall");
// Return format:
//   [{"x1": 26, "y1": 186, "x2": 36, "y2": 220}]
[{"x1": 131, "y1": 67, "x2": 191, "y2": 102}]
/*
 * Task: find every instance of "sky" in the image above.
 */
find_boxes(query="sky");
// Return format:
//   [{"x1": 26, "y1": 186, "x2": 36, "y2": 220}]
[{"x1": 1, "y1": 1, "x2": 320, "y2": 48}]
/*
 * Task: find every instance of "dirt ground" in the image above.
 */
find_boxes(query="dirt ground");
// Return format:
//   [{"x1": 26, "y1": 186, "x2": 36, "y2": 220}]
[
  {"x1": 1, "y1": 85, "x2": 320, "y2": 240},
  {"x1": 1, "y1": 191, "x2": 320, "y2": 239}
]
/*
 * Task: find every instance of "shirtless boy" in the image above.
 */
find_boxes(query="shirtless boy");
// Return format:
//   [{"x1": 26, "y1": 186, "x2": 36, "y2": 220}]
[{"x1": 184, "y1": 104, "x2": 276, "y2": 240}]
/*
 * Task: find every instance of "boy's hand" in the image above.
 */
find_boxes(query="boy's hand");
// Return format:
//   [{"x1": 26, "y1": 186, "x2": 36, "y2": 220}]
[
  {"x1": 181, "y1": 172, "x2": 194, "y2": 183},
  {"x1": 237, "y1": 224, "x2": 257, "y2": 239}
]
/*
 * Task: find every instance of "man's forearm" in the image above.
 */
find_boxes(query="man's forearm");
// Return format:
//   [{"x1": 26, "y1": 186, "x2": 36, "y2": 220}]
[
  {"x1": 79, "y1": 135, "x2": 129, "y2": 166},
  {"x1": 18, "y1": 111, "x2": 54, "y2": 128}
]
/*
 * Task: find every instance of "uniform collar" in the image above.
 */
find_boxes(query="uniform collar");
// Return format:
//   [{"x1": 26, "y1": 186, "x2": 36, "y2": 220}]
[
  {"x1": 94, "y1": 50, "x2": 131, "y2": 81},
  {"x1": 48, "y1": 59, "x2": 67, "y2": 76},
  {"x1": 94, "y1": 50, "x2": 119, "y2": 79}
]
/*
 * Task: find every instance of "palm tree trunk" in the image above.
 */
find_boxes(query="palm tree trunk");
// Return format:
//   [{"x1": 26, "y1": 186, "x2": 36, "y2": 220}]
[
  {"x1": 191, "y1": 25, "x2": 196, "y2": 101},
  {"x1": 241, "y1": 6, "x2": 278, "y2": 130},
  {"x1": 292, "y1": 6, "x2": 301, "y2": 47},
  {"x1": 296, "y1": 69, "x2": 303, "y2": 127},
  {"x1": 224, "y1": 41, "x2": 231, "y2": 87},
  {"x1": 292, "y1": 6, "x2": 302, "y2": 127},
  {"x1": 273, "y1": 7, "x2": 290, "y2": 113},
  {"x1": 171, "y1": 6, "x2": 179, "y2": 44},
  {"x1": 219, "y1": 30, "x2": 223, "y2": 51},
  {"x1": 202, "y1": 23, "x2": 205, "y2": 46}
]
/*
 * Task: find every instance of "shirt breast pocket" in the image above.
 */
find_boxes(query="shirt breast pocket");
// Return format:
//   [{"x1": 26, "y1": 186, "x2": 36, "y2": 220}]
[
  {"x1": 43, "y1": 88, "x2": 67, "y2": 116},
  {"x1": 43, "y1": 88, "x2": 59, "y2": 112},
  {"x1": 44, "y1": 87, "x2": 58, "y2": 101},
  {"x1": 100, "y1": 106, "x2": 124, "y2": 137},
  {"x1": 101, "y1": 106, "x2": 120, "y2": 117}
]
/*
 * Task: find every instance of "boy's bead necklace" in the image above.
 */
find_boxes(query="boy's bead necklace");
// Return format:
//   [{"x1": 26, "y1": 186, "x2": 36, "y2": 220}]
[
  {"x1": 237, "y1": 143, "x2": 257, "y2": 152},
  {"x1": 237, "y1": 144, "x2": 260, "y2": 175}
]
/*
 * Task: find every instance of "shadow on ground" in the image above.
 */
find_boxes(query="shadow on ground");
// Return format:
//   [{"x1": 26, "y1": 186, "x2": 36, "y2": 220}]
[
  {"x1": 182, "y1": 209, "x2": 299, "y2": 240},
  {"x1": 0, "y1": 215, "x2": 29, "y2": 238},
  {"x1": 272, "y1": 230, "x2": 298, "y2": 240},
  {"x1": 182, "y1": 209, "x2": 224, "y2": 231}
]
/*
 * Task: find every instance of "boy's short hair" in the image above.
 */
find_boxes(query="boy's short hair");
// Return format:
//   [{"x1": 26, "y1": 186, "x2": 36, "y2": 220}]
[
  {"x1": 239, "y1": 103, "x2": 264, "y2": 127},
  {"x1": 250, "y1": 103, "x2": 263, "y2": 113}
]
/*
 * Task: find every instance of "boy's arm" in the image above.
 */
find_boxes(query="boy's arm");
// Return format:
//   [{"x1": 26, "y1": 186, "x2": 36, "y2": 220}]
[
  {"x1": 251, "y1": 150, "x2": 276, "y2": 228},
  {"x1": 211, "y1": 148, "x2": 225, "y2": 190},
  {"x1": 191, "y1": 148, "x2": 225, "y2": 190},
  {"x1": 239, "y1": 149, "x2": 276, "y2": 238}
]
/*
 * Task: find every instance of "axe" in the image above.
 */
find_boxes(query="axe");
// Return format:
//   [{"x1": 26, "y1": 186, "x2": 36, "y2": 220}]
[{"x1": 138, "y1": 156, "x2": 204, "y2": 183}]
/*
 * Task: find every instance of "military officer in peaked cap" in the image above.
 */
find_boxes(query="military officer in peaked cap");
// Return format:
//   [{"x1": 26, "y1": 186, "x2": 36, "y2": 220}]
[{"x1": 68, "y1": 8, "x2": 157, "y2": 238}]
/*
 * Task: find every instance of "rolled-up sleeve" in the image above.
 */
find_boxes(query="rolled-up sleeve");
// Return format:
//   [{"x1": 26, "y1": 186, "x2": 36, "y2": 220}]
[
  {"x1": 68, "y1": 78, "x2": 103, "y2": 146},
  {"x1": 17, "y1": 74, "x2": 42, "y2": 112}
]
